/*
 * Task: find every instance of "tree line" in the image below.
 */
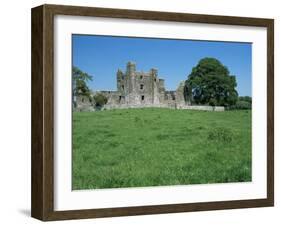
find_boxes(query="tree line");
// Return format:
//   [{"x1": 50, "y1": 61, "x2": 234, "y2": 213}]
[{"x1": 73, "y1": 57, "x2": 251, "y2": 110}]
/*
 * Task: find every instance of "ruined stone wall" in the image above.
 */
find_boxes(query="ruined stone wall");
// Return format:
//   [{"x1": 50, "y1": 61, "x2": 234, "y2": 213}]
[
  {"x1": 76, "y1": 62, "x2": 225, "y2": 112},
  {"x1": 116, "y1": 62, "x2": 163, "y2": 107},
  {"x1": 74, "y1": 95, "x2": 93, "y2": 111}
]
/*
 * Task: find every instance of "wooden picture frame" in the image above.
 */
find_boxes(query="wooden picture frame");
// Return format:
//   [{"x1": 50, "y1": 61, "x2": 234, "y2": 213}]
[{"x1": 31, "y1": 4, "x2": 274, "y2": 221}]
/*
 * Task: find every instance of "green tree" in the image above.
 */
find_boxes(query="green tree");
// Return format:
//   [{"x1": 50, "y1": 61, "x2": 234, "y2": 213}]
[
  {"x1": 239, "y1": 96, "x2": 252, "y2": 104},
  {"x1": 185, "y1": 58, "x2": 238, "y2": 106},
  {"x1": 72, "y1": 66, "x2": 93, "y2": 97},
  {"x1": 93, "y1": 93, "x2": 108, "y2": 108}
]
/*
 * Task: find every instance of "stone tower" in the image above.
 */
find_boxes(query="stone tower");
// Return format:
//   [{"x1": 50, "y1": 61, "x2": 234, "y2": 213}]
[{"x1": 116, "y1": 62, "x2": 165, "y2": 107}]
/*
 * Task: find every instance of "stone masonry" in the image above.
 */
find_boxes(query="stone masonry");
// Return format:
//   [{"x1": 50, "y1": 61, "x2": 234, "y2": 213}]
[{"x1": 75, "y1": 62, "x2": 224, "y2": 111}]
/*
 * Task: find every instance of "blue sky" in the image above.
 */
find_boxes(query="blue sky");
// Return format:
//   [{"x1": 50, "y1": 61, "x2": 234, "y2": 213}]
[{"x1": 72, "y1": 35, "x2": 252, "y2": 96}]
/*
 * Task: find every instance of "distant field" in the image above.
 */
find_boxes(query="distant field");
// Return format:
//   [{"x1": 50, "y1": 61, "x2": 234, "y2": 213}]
[{"x1": 72, "y1": 108, "x2": 251, "y2": 190}]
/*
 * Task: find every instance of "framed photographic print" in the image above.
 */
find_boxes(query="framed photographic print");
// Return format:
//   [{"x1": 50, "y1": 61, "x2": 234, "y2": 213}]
[{"x1": 31, "y1": 4, "x2": 274, "y2": 221}]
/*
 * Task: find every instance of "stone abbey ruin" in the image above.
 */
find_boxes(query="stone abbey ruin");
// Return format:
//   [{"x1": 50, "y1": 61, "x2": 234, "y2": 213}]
[{"x1": 75, "y1": 61, "x2": 224, "y2": 111}]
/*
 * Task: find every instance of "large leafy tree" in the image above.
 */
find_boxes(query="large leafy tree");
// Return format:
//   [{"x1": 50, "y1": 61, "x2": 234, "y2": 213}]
[
  {"x1": 72, "y1": 66, "x2": 93, "y2": 97},
  {"x1": 185, "y1": 58, "x2": 238, "y2": 106}
]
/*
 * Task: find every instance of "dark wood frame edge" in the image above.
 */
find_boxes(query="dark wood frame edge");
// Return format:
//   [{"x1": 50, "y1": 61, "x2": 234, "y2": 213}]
[{"x1": 31, "y1": 4, "x2": 274, "y2": 221}]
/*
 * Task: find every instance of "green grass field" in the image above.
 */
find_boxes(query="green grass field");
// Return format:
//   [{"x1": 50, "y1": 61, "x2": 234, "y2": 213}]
[{"x1": 72, "y1": 108, "x2": 251, "y2": 190}]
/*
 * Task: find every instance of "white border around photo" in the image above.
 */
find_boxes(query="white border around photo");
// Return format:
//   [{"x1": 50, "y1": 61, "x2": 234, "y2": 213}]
[{"x1": 54, "y1": 15, "x2": 267, "y2": 211}]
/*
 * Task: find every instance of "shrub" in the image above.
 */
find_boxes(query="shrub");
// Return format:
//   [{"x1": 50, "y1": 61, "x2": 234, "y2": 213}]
[
  {"x1": 134, "y1": 116, "x2": 141, "y2": 123},
  {"x1": 228, "y1": 100, "x2": 251, "y2": 110},
  {"x1": 208, "y1": 128, "x2": 233, "y2": 143},
  {"x1": 236, "y1": 100, "x2": 251, "y2": 109},
  {"x1": 209, "y1": 98, "x2": 217, "y2": 107},
  {"x1": 227, "y1": 96, "x2": 252, "y2": 110},
  {"x1": 239, "y1": 96, "x2": 252, "y2": 104},
  {"x1": 93, "y1": 93, "x2": 108, "y2": 108}
]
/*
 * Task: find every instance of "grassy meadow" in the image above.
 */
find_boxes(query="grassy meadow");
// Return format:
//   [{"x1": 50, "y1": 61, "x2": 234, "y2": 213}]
[{"x1": 72, "y1": 108, "x2": 251, "y2": 190}]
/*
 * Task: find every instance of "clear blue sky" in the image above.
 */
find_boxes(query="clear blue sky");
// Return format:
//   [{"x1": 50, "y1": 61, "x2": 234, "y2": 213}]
[{"x1": 72, "y1": 35, "x2": 252, "y2": 96}]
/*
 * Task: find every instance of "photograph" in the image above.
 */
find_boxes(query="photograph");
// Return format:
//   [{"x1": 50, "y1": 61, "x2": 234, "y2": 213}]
[
  {"x1": 30, "y1": 3, "x2": 274, "y2": 221},
  {"x1": 71, "y1": 35, "x2": 252, "y2": 190}
]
